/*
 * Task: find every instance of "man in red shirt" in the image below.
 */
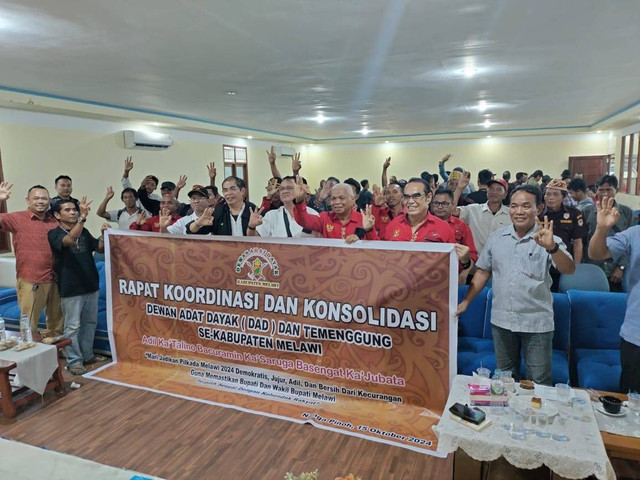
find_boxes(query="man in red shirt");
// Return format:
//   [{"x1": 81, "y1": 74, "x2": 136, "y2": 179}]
[
  {"x1": 371, "y1": 181, "x2": 405, "y2": 238},
  {"x1": 130, "y1": 194, "x2": 181, "y2": 232},
  {"x1": 0, "y1": 182, "x2": 64, "y2": 336},
  {"x1": 382, "y1": 178, "x2": 455, "y2": 242},
  {"x1": 293, "y1": 181, "x2": 377, "y2": 241},
  {"x1": 430, "y1": 187, "x2": 478, "y2": 281}
]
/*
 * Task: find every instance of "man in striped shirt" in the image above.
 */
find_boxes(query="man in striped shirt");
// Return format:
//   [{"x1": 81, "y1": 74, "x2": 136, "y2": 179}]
[{"x1": 455, "y1": 184, "x2": 575, "y2": 385}]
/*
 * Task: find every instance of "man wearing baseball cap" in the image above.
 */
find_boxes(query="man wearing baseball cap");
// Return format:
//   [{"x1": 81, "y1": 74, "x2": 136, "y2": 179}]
[
  {"x1": 452, "y1": 174, "x2": 512, "y2": 258},
  {"x1": 539, "y1": 179, "x2": 587, "y2": 291},
  {"x1": 160, "y1": 185, "x2": 209, "y2": 235}
]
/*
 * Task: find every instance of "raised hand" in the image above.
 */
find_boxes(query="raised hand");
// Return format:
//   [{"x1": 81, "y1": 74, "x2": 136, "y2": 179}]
[
  {"x1": 100, "y1": 223, "x2": 110, "y2": 234},
  {"x1": 124, "y1": 156, "x2": 133, "y2": 174},
  {"x1": 372, "y1": 189, "x2": 385, "y2": 206},
  {"x1": 207, "y1": 162, "x2": 216, "y2": 180},
  {"x1": 195, "y1": 207, "x2": 214, "y2": 227},
  {"x1": 265, "y1": 179, "x2": 279, "y2": 199},
  {"x1": 79, "y1": 196, "x2": 92, "y2": 218},
  {"x1": 248, "y1": 206, "x2": 264, "y2": 229},
  {"x1": 136, "y1": 210, "x2": 147, "y2": 226},
  {"x1": 533, "y1": 216, "x2": 556, "y2": 250},
  {"x1": 266, "y1": 146, "x2": 277, "y2": 165},
  {"x1": 294, "y1": 175, "x2": 308, "y2": 204},
  {"x1": 176, "y1": 175, "x2": 187, "y2": 189},
  {"x1": 595, "y1": 196, "x2": 619, "y2": 230},
  {"x1": 158, "y1": 208, "x2": 173, "y2": 230},
  {"x1": 440, "y1": 153, "x2": 451, "y2": 165},
  {"x1": 292, "y1": 152, "x2": 301, "y2": 174},
  {"x1": 0, "y1": 181, "x2": 13, "y2": 201},
  {"x1": 383, "y1": 157, "x2": 391, "y2": 169},
  {"x1": 458, "y1": 171, "x2": 471, "y2": 191},
  {"x1": 318, "y1": 179, "x2": 332, "y2": 201},
  {"x1": 104, "y1": 186, "x2": 114, "y2": 200},
  {"x1": 361, "y1": 205, "x2": 375, "y2": 232}
]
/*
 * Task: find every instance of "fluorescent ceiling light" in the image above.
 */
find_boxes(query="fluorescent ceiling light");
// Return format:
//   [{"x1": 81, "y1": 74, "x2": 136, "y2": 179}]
[
  {"x1": 462, "y1": 66, "x2": 477, "y2": 78},
  {"x1": 478, "y1": 100, "x2": 488, "y2": 112},
  {"x1": 361, "y1": 127, "x2": 369, "y2": 136},
  {"x1": 483, "y1": 119, "x2": 491, "y2": 128},
  {"x1": 315, "y1": 113, "x2": 326, "y2": 124},
  {"x1": 247, "y1": 135, "x2": 253, "y2": 139}
]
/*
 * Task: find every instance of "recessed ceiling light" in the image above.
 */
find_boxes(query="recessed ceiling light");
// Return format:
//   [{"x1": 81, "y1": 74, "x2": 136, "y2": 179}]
[
  {"x1": 462, "y1": 66, "x2": 477, "y2": 78},
  {"x1": 596, "y1": 130, "x2": 602, "y2": 133},
  {"x1": 486, "y1": 135, "x2": 492, "y2": 138},
  {"x1": 226, "y1": 91, "x2": 237, "y2": 95},
  {"x1": 315, "y1": 113, "x2": 326, "y2": 124},
  {"x1": 483, "y1": 119, "x2": 492, "y2": 129},
  {"x1": 247, "y1": 135, "x2": 253, "y2": 139},
  {"x1": 478, "y1": 100, "x2": 488, "y2": 112},
  {"x1": 385, "y1": 140, "x2": 389, "y2": 144},
  {"x1": 152, "y1": 122, "x2": 160, "y2": 126},
  {"x1": 361, "y1": 127, "x2": 369, "y2": 136}
]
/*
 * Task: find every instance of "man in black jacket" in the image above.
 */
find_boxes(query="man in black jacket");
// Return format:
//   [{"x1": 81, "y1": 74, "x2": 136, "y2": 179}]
[{"x1": 186, "y1": 176, "x2": 256, "y2": 236}]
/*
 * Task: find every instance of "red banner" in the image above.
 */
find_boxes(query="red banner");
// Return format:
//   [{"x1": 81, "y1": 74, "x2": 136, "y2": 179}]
[{"x1": 89, "y1": 231, "x2": 458, "y2": 455}]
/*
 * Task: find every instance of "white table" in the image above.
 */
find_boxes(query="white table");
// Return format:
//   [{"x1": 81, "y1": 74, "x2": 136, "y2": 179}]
[
  {"x1": 433, "y1": 375, "x2": 616, "y2": 480},
  {"x1": 0, "y1": 343, "x2": 58, "y2": 395}
]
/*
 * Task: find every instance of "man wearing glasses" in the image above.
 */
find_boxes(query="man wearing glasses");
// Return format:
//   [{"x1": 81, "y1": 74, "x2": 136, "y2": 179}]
[
  {"x1": 585, "y1": 175, "x2": 634, "y2": 291},
  {"x1": 381, "y1": 178, "x2": 455, "y2": 244},
  {"x1": 430, "y1": 188, "x2": 478, "y2": 282},
  {"x1": 160, "y1": 185, "x2": 209, "y2": 235},
  {"x1": 186, "y1": 177, "x2": 256, "y2": 237}
]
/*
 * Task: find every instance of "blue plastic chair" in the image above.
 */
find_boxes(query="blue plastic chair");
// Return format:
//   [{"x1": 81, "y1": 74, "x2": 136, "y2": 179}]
[{"x1": 558, "y1": 263, "x2": 609, "y2": 293}]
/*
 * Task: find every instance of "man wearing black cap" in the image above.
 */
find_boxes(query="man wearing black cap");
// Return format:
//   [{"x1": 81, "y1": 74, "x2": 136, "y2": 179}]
[{"x1": 160, "y1": 185, "x2": 209, "y2": 235}]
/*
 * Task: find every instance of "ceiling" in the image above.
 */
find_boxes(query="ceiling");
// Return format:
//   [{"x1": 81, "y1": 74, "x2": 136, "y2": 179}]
[{"x1": 1, "y1": 0, "x2": 640, "y2": 143}]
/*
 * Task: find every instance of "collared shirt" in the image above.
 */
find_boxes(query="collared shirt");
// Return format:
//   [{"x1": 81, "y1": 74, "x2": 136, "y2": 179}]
[
  {"x1": 106, "y1": 208, "x2": 143, "y2": 230},
  {"x1": 606, "y1": 225, "x2": 640, "y2": 347},
  {"x1": 0, "y1": 210, "x2": 59, "y2": 283},
  {"x1": 586, "y1": 201, "x2": 635, "y2": 271},
  {"x1": 477, "y1": 224, "x2": 569, "y2": 333},
  {"x1": 293, "y1": 203, "x2": 377, "y2": 240},
  {"x1": 167, "y1": 212, "x2": 198, "y2": 235},
  {"x1": 382, "y1": 212, "x2": 455, "y2": 243},
  {"x1": 130, "y1": 214, "x2": 182, "y2": 232},
  {"x1": 446, "y1": 215, "x2": 478, "y2": 262},
  {"x1": 256, "y1": 205, "x2": 319, "y2": 238},
  {"x1": 371, "y1": 205, "x2": 405, "y2": 239},
  {"x1": 458, "y1": 202, "x2": 511, "y2": 254},
  {"x1": 539, "y1": 205, "x2": 586, "y2": 255}
]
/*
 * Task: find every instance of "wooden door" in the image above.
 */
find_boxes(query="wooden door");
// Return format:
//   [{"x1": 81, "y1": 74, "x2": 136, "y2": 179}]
[{"x1": 568, "y1": 155, "x2": 610, "y2": 186}]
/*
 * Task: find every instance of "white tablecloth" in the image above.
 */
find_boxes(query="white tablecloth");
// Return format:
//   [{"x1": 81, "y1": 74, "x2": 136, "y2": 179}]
[
  {"x1": 0, "y1": 343, "x2": 58, "y2": 395},
  {"x1": 593, "y1": 401, "x2": 640, "y2": 439},
  {"x1": 433, "y1": 375, "x2": 616, "y2": 480}
]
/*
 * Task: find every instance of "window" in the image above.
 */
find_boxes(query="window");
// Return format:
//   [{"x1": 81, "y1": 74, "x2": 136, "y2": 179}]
[
  {"x1": 620, "y1": 133, "x2": 640, "y2": 195},
  {"x1": 223, "y1": 145, "x2": 248, "y2": 196}
]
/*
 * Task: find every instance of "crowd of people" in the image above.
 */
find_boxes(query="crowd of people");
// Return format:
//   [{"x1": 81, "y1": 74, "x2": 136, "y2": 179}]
[{"x1": 0, "y1": 150, "x2": 638, "y2": 392}]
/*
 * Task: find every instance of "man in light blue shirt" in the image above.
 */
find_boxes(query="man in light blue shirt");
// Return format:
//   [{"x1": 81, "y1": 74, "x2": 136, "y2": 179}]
[
  {"x1": 589, "y1": 197, "x2": 640, "y2": 393},
  {"x1": 455, "y1": 185, "x2": 575, "y2": 385}
]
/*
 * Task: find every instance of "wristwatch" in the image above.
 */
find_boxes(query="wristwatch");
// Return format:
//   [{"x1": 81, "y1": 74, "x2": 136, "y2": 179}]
[
  {"x1": 546, "y1": 243, "x2": 559, "y2": 255},
  {"x1": 79, "y1": 217, "x2": 86, "y2": 223},
  {"x1": 619, "y1": 265, "x2": 625, "y2": 271}
]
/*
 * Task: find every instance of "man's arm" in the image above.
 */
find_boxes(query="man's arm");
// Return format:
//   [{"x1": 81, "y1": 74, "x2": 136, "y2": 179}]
[
  {"x1": 96, "y1": 187, "x2": 114, "y2": 220},
  {"x1": 137, "y1": 187, "x2": 160, "y2": 216},
  {"x1": 438, "y1": 154, "x2": 451, "y2": 182},
  {"x1": 454, "y1": 268, "x2": 491, "y2": 316},
  {"x1": 174, "y1": 175, "x2": 187, "y2": 199},
  {"x1": 121, "y1": 156, "x2": 134, "y2": 189},
  {"x1": 534, "y1": 217, "x2": 575, "y2": 274},
  {"x1": 0, "y1": 181, "x2": 13, "y2": 229},
  {"x1": 381, "y1": 157, "x2": 390, "y2": 187},
  {"x1": 572, "y1": 237, "x2": 583, "y2": 264},
  {"x1": 267, "y1": 146, "x2": 282, "y2": 179},
  {"x1": 207, "y1": 162, "x2": 216, "y2": 187},
  {"x1": 589, "y1": 197, "x2": 617, "y2": 261},
  {"x1": 62, "y1": 197, "x2": 92, "y2": 247}
]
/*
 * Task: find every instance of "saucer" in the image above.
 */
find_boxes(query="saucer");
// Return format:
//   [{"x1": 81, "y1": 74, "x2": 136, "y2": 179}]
[{"x1": 595, "y1": 404, "x2": 626, "y2": 417}]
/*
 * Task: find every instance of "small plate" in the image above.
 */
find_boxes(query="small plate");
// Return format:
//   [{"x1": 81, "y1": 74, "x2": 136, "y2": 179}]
[
  {"x1": 509, "y1": 395, "x2": 558, "y2": 417},
  {"x1": 595, "y1": 404, "x2": 626, "y2": 417}
]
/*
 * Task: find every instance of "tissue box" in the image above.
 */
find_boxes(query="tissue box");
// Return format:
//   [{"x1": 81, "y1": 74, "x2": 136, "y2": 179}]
[{"x1": 468, "y1": 383, "x2": 509, "y2": 406}]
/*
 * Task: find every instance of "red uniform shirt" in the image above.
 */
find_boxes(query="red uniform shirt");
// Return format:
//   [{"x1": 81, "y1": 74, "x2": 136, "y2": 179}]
[
  {"x1": 447, "y1": 215, "x2": 478, "y2": 263},
  {"x1": 294, "y1": 203, "x2": 378, "y2": 240},
  {"x1": 371, "y1": 204, "x2": 405, "y2": 239},
  {"x1": 382, "y1": 212, "x2": 455, "y2": 243},
  {"x1": 130, "y1": 214, "x2": 182, "y2": 232},
  {"x1": 0, "y1": 210, "x2": 58, "y2": 283}
]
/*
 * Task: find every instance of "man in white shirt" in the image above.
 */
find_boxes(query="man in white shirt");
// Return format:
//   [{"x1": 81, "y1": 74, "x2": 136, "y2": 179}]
[
  {"x1": 247, "y1": 176, "x2": 320, "y2": 238},
  {"x1": 96, "y1": 187, "x2": 143, "y2": 230},
  {"x1": 160, "y1": 185, "x2": 209, "y2": 234}
]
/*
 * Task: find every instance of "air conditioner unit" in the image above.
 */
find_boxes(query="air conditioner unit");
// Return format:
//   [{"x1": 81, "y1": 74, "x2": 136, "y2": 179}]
[
  {"x1": 123, "y1": 130, "x2": 173, "y2": 150},
  {"x1": 275, "y1": 146, "x2": 296, "y2": 157}
]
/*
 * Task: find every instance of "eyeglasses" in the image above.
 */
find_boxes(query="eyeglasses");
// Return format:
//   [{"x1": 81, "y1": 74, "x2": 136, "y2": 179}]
[
  {"x1": 403, "y1": 193, "x2": 425, "y2": 201},
  {"x1": 431, "y1": 201, "x2": 451, "y2": 208},
  {"x1": 279, "y1": 186, "x2": 295, "y2": 191},
  {"x1": 222, "y1": 186, "x2": 240, "y2": 193}
]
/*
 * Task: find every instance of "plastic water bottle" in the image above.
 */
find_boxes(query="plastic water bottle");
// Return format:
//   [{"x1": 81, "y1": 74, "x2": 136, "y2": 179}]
[
  {"x1": 0, "y1": 315, "x2": 5, "y2": 341},
  {"x1": 19, "y1": 314, "x2": 33, "y2": 343}
]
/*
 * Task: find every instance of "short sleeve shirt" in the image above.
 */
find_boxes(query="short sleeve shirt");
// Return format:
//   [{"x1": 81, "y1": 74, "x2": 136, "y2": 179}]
[
  {"x1": 539, "y1": 205, "x2": 586, "y2": 255},
  {"x1": 48, "y1": 227, "x2": 100, "y2": 297}
]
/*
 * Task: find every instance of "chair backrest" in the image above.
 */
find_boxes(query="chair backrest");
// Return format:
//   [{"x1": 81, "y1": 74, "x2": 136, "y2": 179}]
[
  {"x1": 558, "y1": 263, "x2": 609, "y2": 293},
  {"x1": 457, "y1": 285, "x2": 489, "y2": 339},
  {"x1": 568, "y1": 289, "x2": 628, "y2": 350}
]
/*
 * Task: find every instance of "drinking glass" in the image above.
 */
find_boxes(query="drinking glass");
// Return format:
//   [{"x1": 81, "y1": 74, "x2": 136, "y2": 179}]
[
  {"x1": 552, "y1": 414, "x2": 570, "y2": 442},
  {"x1": 476, "y1": 367, "x2": 491, "y2": 379},
  {"x1": 628, "y1": 392, "x2": 640, "y2": 423},
  {"x1": 555, "y1": 383, "x2": 571, "y2": 406},
  {"x1": 536, "y1": 412, "x2": 551, "y2": 438},
  {"x1": 501, "y1": 370, "x2": 515, "y2": 393},
  {"x1": 509, "y1": 413, "x2": 525, "y2": 440}
]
